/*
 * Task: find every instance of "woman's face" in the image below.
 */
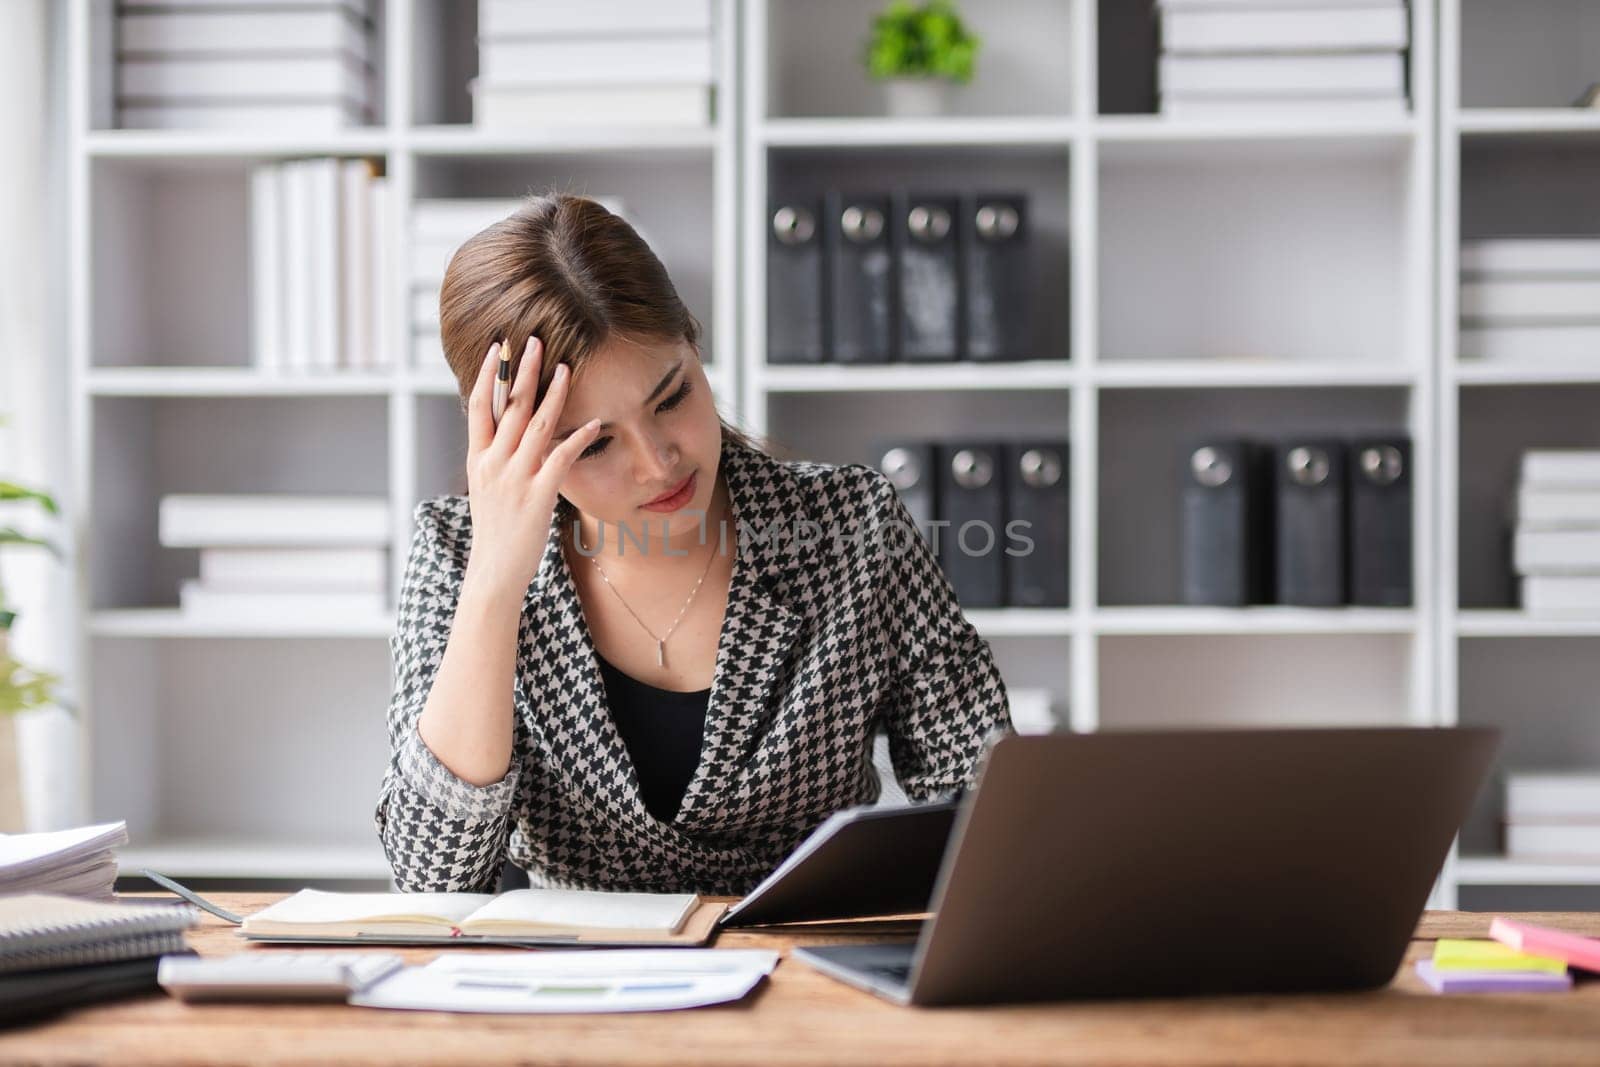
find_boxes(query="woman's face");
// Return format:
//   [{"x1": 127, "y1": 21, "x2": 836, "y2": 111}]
[{"x1": 549, "y1": 337, "x2": 723, "y2": 547}]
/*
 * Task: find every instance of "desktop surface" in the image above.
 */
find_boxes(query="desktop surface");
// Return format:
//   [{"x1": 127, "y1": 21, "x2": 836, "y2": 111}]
[{"x1": 5, "y1": 895, "x2": 1600, "y2": 1066}]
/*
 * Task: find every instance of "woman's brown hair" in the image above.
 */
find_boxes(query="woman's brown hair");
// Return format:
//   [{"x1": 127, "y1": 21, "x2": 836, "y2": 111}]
[{"x1": 437, "y1": 191, "x2": 764, "y2": 456}]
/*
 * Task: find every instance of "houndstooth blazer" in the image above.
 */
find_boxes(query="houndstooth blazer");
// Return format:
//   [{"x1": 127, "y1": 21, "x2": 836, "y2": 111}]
[{"x1": 375, "y1": 431, "x2": 1014, "y2": 895}]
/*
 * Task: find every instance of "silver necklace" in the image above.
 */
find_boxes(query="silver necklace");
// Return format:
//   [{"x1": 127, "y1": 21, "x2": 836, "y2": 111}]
[{"x1": 584, "y1": 531, "x2": 720, "y2": 668}]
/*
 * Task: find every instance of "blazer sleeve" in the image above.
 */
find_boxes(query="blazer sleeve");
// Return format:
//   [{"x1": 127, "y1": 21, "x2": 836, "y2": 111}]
[
  {"x1": 374, "y1": 500, "x2": 521, "y2": 893},
  {"x1": 863, "y1": 471, "x2": 1014, "y2": 802}
]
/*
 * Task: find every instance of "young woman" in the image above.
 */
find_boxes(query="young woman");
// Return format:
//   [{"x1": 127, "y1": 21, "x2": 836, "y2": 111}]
[{"x1": 375, "y1": 194, "x2": 1012, "y2": 895}]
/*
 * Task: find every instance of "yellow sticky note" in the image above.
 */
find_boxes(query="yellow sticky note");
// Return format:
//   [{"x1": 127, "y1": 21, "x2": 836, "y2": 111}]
[{"x1": 1433, "y1": 939, "x2": 1568, "y2": 974}]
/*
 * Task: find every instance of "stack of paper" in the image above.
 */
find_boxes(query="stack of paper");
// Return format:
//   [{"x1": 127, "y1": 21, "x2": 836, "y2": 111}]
[
  {"x1": 115, "y1": 2, "x2": 375, "y2": 131},
  {"x1": 408, "y1": 196, "x2": 630, "y2": 371},
  {"x1": 0, "y1": 823, "x2": 129, "y2": 901},
  {"x1": 1459, "y1": 238, "x2": 1600, "y2": 363},
  {"x1": 471, "y1": 0, "x2": 716, "y2": 129},
  {"x1": 1156, "y1": 0, "x2": 1410, "y2": 119},
  {"x1": 1415, "y1": 938, "x2": 1572, "y2": 994},
  {"x1": 1511, "y1": 451, "x2": 1600, "y2": 618},
  {"x1": 1502, "y1": 771, "x2": 1600, "y2": 862},
  {"x1": 351, "y1": 950, "x2": 779, "y2": 1013},
  {"x1": 250, "y1": 159, "x2": 393, "y2": 375},
  {"x1": 159, "y1": 495, "x2": 391, "y2": 623}
]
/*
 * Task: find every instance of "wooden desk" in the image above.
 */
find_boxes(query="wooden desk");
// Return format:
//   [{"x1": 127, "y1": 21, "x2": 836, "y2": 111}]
[{"x1": 5, "y1": 896, "x2": 1600, "y2": 1066}]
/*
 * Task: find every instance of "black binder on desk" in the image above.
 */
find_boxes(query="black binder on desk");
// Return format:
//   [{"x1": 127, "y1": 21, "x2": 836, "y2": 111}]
[
  {"x1": 827, "y1": 191, "x2": 895, "y2": 364},
  {"x1": 960, "y1": 193, "x2": 1030, "y2": 362},
  {"x1": 873, "y1": 440, "x2": 939, "y2": 546},
  {"x1": 767, "y1": 199, "x2": 828, "y2": 364},
  {"x1": 1349, "y1": 437, "x2": 1413, "y2": 607},
  {"x1": 1275, "y1": 440, "x2": 1348, "y2": 607},
  {"x1": 893, "y1": 191, "x2": 962, "y2": 362},
  {"x1": 1180, "y1": 440, "x2": 1272, "y2": 606},
  {"x1": 1003, "y1": 440, "x2": 1070, "y2": 607},
  {"x1": 937, "y1": 440, "x2": 1006, "y2": 608}
]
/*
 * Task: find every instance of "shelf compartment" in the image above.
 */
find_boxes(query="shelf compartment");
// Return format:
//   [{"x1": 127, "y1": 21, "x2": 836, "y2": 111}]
[
  {"x1": 1099, "y1": 633, "x2": 1417, "y2": 728},
  {"x1": 1098, "y1": 387, "x2": 1412, "y2": 607},
  {"x1": 762, "y1": 0, "x2": 1075, "y2": 121},
  {"x1": 1099, "y1": 141, "x2": 1416, "y2": 367},
  {"x1": 89, "y1": 638, "x2": 394, "y2": 870},
  {"x1": 90, "y1": 396, "x2": 390, "y2": 613},
  {"x1": 1458, "y1": 0, "x2": 1600, "y2": 111}
]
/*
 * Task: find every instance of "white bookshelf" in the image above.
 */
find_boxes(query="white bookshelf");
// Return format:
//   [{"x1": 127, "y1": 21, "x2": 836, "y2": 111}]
[
  {"x1": 66, "y1": 0, "x2": 740, "y2": 882},
  {"x1": 62, "y1": 0, "x2": 1597, "y2": 905},
  {"x1": 1435, "y1": 0, "x2": 1600, "y2": 910}
]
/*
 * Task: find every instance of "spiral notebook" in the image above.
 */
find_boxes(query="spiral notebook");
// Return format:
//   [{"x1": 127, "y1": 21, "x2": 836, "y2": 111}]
[{"x1": 0, "y1": 894, "x2": 198, "y2": 975}]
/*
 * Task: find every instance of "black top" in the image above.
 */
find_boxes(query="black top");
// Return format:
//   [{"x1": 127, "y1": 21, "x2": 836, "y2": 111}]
[{"x1": 594, "y1": 651, "x2": 710, "y2": 824}]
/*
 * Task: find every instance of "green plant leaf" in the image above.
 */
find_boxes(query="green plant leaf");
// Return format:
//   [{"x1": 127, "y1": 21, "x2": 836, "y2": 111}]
[
  {"x1": 0, "y1": 528, "x2": 59, "y2": 558},
  {"x1": 864, "y1": 0, "x2": 981, "y2": 83},
  {"x1": 0, "y1": 651, "x2": 64, "y2": 718},
  {"x1": 0, "y1": 482, "x2": 59, "y2": 515}
]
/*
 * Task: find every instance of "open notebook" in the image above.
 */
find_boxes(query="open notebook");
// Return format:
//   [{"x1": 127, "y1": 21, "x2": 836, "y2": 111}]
[{"x1": 241, "y1": 889, "x2": 730, "y2": 947}]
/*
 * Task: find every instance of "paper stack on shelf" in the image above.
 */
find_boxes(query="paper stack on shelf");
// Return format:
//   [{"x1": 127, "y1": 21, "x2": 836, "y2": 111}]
[
  {"x1": 250, "y1": 158, "x2": 393, "y2": 376},
  {"x1": 0, "y1": 823, "x2": 129, "y2": 901},
  {"x1": 159, "y1": 495, "x2": 390, "y2": 623},
  {"x1": 409, "y1": 196, "x2": 631, "y2": 372},
  {"x1": 1155, "y1": 0, "x2": 1410, "y2": 119},
  {"x1": 115, "y1": 1, "x2": 376, "y2": 131},
  {"x1": 1502, "y1": 771, "x2": 1600, "y2": 862},
  {"x1": 471, "y1": 0, "x2": 715, "y2": 129},
  {"x1": 1459, "y1": 237, "x2": 1600, "y2": 362},
  {"x1": 1512, "y1": 451, "x2": 1600, "y2": 618}
]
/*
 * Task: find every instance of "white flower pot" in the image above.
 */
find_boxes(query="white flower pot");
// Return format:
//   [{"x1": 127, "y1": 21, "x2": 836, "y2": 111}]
[{"x1": 883, "y1": 78, "x2": 953, "y2": 118}]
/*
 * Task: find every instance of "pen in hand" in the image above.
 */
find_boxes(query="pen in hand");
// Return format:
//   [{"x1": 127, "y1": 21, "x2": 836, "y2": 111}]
[{"x1": 491, "y1": 341, "x2": 511, "y2": 427}]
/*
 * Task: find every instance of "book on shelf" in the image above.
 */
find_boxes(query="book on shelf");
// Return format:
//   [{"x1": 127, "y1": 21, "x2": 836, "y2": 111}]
[
  {"x1": 1516, "y1": 488, "x2": 1600, "y2": 527},
  {"x1": 158, "y1": 495, "x2": 391, "y2": 548},
  {"x1": 1506, "y1": 772, "x2": 1600, "y2": 822},
  {"x1": 1460, "y1": 237, "x2": 1600, "y2": 276},
  {"x1": 118, "y1": 8, "x2": 369, "y2": 56},
  {"x1": 1157, "y1": 53, "x2": 1405, "y2": 96},
  {"x1": 241, "y1": 888, "x2": 728, "y2": 947},
  {"x1": 1513, "y1": 530, "x2": 1600, "y2": 574},
  {"x1": 1155, "y1": 0, "x2": 1409, "y2": 7},
  {"x1": 1522, "y1": 451, "x2": 1600, "y2": 488},
  {"x1": 118, "y1": 55, "x2": 371, "y2": 101},
  {"x1": 478, "y1": 0, "x2": 712, "y2": 37},
  {"x1": 1459, "y1": 280, "x2": 1600, "y2": 323},
  {"x1": 370, "y1": 174, "x2": 394, "y2": 373},
  {"x1": 1459, "y1": 323, "x2": 1600, "y2": 362},
  {"x1": 251, "y1": 158, "x2": 390, "y2": 374},
  {"x1": 199, "y1": 547, "x2": 389, "y2": 591},
  {"x1": 1504, "y1": 822, "x2": 1600, "y2": 862},
  {"x1": 120, "y1": 0, "x2": 371, "y2": 12},
  {"x1": 470, "y1": 84, "x2": 714, "y2": 128},
  {"x1": 178, "y1": 581, "x2": 387, "y2": 622},
  {"x1": 118, "y1": 100, "x2": 370, "y2": 132},
  {"x1": 477, "y1": 36, "x2": 713, "y2": 88},
  {"x1": 1159, "y1": 5, "x2": 1408, "y2": 53},
  {"x1": 1521, "y1": 576, "x2": 1600, "y2": 616},
  {"x1": 1159, "y1": 95, "x2": 1407, "y2": 119}
]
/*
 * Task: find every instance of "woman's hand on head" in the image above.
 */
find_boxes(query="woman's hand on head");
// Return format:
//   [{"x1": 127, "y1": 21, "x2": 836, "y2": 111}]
[{"x1": 462, "y1": 334, "x2": 602, "y2": 595}]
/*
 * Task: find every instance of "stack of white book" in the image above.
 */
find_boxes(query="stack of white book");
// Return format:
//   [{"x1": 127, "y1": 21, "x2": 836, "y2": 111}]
[
  {"x1": 250, "y1": 158, "x2": 394, "y2": 375},
  {"x1": 1459, "y1": 238, "x2": 1600, "y2": 363},
  {"x1": 409, "y1": 196, "x2": 629, "y2": 371},
  {"x1": 471, "y1": 0, "x2": 715, "y2": 129},
  {"x1": 159, "y1": 495, "x2": 391, "y2": 623},
  {"x1": 1513, "y1": 451, "x2": 1600, "y2": 618},
  {"x1": 116, "y1": 1, "x2": 376, "y2": 131},
  {"x1": 1504, "y1": 772, "x2": 1600, "y2": 861},
  {"x1": 1156, "y1": 0, "x2": 1410, "y2": 119},
  {"x1": 0, "y1": 823, "x2": 128, "y2": 901}
]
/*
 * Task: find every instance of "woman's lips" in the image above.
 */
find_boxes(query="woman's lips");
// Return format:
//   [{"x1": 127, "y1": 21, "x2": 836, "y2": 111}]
[{"x1": 641, "y1": 471, "x2": 696, "y2": 511}]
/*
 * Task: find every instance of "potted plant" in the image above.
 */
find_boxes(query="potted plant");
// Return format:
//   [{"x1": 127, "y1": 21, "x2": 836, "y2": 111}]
[
  {"x1": 864, "y1": 0, "x2": 981, "y2": 118},
  {"x1": 0, "y1": 433, "x2": 65, "y2": 830}
]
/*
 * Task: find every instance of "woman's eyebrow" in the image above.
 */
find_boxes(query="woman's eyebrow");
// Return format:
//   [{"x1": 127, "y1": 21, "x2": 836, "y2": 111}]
[{"x1": 554, "y1": 360, "x2": 684, "y2": 441}]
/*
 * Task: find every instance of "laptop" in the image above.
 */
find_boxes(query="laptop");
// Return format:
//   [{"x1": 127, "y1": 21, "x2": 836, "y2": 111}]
[{"x1": 793, "y1": 726, "x2": 1499, "y2": 1006}]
